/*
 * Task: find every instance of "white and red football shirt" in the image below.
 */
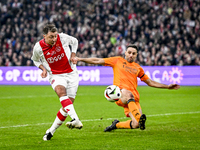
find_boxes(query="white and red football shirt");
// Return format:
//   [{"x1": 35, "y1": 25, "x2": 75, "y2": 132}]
[{"x1": 31, "y1": 33, "x2": 78, "y2": 75}]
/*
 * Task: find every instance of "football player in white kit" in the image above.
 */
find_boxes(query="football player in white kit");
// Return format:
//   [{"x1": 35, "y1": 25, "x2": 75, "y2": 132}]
[{"x1": 31, "y1": 23, "x2": 83, "y2": 141}]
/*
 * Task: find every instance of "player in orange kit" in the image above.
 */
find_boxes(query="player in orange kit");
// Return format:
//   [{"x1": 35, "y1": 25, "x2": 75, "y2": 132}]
[{"x1": 76, "y1": 44, "x2": 180, "y2": 131}]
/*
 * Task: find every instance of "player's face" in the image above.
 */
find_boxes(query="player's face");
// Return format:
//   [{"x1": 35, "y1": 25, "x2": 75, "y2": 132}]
[
  {"x1": 43, "y1": 31, "x2": 58, "y2": 46},
  {"x1": 125, "y1": 47, "x2": 138, "y2": 63}
]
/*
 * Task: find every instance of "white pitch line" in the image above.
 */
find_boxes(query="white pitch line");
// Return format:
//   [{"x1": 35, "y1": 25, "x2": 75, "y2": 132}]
[
  {"x1": 0, "y1": 111, "x2": 199, "y2": 129},
  {"x1": 0, "y1": 95, "x2": 56, "y2": 99},
  {"x1": 0, "y1": 93, "x2": 101, "y2": 99}
]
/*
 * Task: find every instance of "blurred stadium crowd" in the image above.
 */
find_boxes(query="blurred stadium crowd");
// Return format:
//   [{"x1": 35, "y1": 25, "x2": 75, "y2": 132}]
[{"x1": 0, "y1": 0, "x2": 200, "y2": 66}]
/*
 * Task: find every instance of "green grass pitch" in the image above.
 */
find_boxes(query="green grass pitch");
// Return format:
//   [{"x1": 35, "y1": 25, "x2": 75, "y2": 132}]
[{"x1": 0, "y1": 85, "x2": 199, "y2": 150}]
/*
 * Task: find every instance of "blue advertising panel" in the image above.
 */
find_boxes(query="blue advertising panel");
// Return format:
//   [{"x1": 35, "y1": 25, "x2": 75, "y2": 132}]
[{"x1": 0, "y1": 66, "x2": 199, "y2": 85}]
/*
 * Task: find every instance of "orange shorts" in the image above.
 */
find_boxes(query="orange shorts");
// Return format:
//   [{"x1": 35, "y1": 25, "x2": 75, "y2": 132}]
[{"x1": 115, "y1": 99, "x2": 141, "y2": 117}]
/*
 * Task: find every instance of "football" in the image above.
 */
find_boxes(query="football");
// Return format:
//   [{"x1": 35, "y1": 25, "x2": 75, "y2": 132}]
[{"x1": 104, "y1": 85, "x2": 122, "y2": 102}]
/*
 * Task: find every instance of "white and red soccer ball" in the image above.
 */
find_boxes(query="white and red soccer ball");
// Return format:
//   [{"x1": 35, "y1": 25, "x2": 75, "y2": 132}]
[{"x1": 104, "y1": 85, "x2": 122, "y2": 102}]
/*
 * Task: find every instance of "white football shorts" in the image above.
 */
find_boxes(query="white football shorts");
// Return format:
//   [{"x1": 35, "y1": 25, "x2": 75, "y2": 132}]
[{"x1": 49, "y1": 70, "x2": 79, "y2": 98}]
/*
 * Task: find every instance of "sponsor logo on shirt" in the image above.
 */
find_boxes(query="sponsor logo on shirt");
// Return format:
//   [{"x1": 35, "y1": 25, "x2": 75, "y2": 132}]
[
  {"x1": 123, "y1": 65, "x2": 138, "y2": 74},
  {"x1": 47, "y1": 53, "x2": 65, "y2": 63}
]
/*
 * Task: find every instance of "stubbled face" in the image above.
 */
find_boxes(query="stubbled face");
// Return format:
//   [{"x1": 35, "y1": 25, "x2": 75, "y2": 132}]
[
  {"x1": 43, "y1": 31, "x2": 58, "y2": 46},
  {"x1": 125, "y1": 47, "x2": 138, "y2": 63}
]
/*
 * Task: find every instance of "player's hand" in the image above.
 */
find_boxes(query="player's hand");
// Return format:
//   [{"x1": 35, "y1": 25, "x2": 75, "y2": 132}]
[
  {"x1": 168, "y1": 84, "x2": 180, "y2": 90},
  {"x1": 71, "y1": 56, "x2": 78, "y2": 64},
  {"x1": 70, "y1": 53, "x2": 78, "y2": 64},
  {"x1": 41, "y1": 70, "x2": 47, "y2": 78},
  {"x1": 74, "y1": 57, "x2": 81, "y2": 61}
]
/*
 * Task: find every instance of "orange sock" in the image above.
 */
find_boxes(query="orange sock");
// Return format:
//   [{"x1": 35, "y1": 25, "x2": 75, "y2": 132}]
[
  {"x1": 128, "y1": 100, "x2": 141, "y2": 122},
  {"x1": 116, "y1": 120, "x2": 132, "y2": 129}
]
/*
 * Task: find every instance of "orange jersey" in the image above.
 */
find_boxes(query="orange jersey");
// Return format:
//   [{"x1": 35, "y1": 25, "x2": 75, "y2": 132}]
[{"x1": 103, "y1": 56, "x2": 149, "y2": 101}]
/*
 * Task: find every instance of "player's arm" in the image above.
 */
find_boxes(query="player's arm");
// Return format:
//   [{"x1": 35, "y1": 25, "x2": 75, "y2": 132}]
[
  {"x1": 39, "y1": 64, "x2": 47, "y2": 78},
  {"x1": 70, "y1": 52, "x2": 77, "y2": 64},
  {"x1": 59, "y1": 33, "x2": 78, "y2": 64},
  {"x1": 76, "y1": 57, "x2": 105, "y2": 65},
  {"x1": 31, "y1": 44, "x2": 47, "y2": 78},
  {"x1": 68, "y1": 36, "x2": 78, "y2": 64},
  {"x1": 61, "y1": 33, "x2": 78, "y2": 54},
  {"x1": 143, "y1": 78, "x2": 180, "y2": 90},
  {"x1": 32, "y1": 60, "x2": 47, "y2": 78}
]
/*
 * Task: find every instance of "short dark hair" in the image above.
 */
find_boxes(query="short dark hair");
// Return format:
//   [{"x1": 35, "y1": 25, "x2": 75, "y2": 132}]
[
  {"x1": 43, "y1": 23, "x2": 57, "y2": 35},
  {"x1": 127, "y1": 44, "x2": 138, "y2": 51}
]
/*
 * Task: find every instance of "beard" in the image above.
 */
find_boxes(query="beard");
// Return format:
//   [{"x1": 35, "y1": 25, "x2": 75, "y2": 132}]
[{"x1": 127, "y1": 57, "x2": 134, "y2": 63}]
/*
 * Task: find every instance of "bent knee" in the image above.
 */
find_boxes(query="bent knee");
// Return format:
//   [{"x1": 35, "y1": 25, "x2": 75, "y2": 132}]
[
  {"x1": 55, "y1": 85, "x2": 66, "y2": 97},
  {"x1": 121, "y1": 89, "x2": 134, "y2": 104}
]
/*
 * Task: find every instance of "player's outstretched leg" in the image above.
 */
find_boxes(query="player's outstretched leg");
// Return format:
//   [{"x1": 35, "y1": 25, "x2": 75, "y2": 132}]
[
  {"x1": 66, "y1": 118, "x2": 83, "y2": 129},
  {"x1": 139, "y1": 114, "x2": 146, "y2": 130},
  {"x1": 104, "y1": 119, "x2": 120, "y2": 132},
  {"x1": 43, "y1": 108, "x2": 68, "y2": 141},
  {"x1": 43, "y1": 129, "x2": 53, "y2": 141}
]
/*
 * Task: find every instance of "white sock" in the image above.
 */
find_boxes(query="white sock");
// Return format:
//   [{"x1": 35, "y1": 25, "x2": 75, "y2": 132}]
[
  {"x1": 49, "y1": 108, "x2": 68, "y2": 134},
  {"x1": 60, "y1": 96, "x2": 79, "y2": 120},
  {"x1": 64, "y1": 104, "x2": 79, "y2": 120}
]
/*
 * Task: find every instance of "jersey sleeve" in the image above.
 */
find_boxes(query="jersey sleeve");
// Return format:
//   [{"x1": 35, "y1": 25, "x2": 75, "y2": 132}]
[
  {"x1": 31, "y1": 42, "x2": 42, "y2": 68},
  {"x1": 138, "y1": 66, "x2": 149, "y2": 81},
  {"x1": 103, "y1": 57, "x2": 119, "y2": 67},
  {"x1": 59, "y1": 33, "x2": 78, "y2": 53}
]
